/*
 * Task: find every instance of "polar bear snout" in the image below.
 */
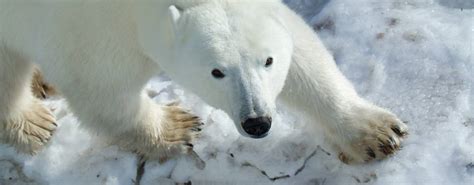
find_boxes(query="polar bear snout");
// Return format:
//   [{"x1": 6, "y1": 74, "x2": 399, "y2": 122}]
[{"x1": 241, "y1": 117, "x2": 272, "y2": 138}]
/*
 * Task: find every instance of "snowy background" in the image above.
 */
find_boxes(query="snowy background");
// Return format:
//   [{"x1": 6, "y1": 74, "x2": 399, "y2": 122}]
[{"x1": 1, "y1": 0, "x2": 473, "y2": 184}]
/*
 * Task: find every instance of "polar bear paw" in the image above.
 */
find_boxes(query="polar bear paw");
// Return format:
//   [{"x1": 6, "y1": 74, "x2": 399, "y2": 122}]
[
  {"x1": 123, "y1": 103, "x2": 204, "y2": 167},
  {"x1": 160, "y1": 104, "x2": 202, "y2": 153},
  {"x1": 336, "y1": 105, "x2": 408, "y2": 164},
  {"x1": 156, "y1": 104, "x2": 205, "y2": 167},
  {"x1": 1, "y1": 99, "x2": 57, "y2": 154}
]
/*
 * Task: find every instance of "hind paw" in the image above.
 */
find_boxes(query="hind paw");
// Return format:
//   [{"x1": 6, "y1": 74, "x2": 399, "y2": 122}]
[{"x1": 1, "y1": 99, "x2": 57, "y2": 154}]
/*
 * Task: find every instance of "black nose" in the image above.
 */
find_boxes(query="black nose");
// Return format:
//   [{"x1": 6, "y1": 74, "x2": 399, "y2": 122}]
[{"x1": 241, "y1": 117, "x2": 272, "y2": 138}]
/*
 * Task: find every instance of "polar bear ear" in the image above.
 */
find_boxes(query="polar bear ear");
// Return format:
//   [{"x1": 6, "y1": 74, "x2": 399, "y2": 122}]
[{"x1": 168, "y1": 5, "x2": 182, "y2": 32}]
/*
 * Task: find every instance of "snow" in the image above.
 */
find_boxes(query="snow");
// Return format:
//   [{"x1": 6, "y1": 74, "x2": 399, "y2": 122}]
[{"x1": 1, "y1": 0, "x2": 473, "y2": 184}]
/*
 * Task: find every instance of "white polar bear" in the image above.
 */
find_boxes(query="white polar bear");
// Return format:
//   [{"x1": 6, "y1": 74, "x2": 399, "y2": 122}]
[{"x1": 0, "y1": 0, "x2": 408, "y2": 164}]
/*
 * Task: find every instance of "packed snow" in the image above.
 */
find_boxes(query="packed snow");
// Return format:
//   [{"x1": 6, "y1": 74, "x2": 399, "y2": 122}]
[{"x1": 1, "y1": 0, "x2": 473, "y2": 184}]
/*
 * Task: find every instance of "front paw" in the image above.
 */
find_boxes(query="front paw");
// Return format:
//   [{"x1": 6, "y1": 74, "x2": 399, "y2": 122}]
[
  {"x1": 157, "y1": 104, "x2": 205, "y2": 169},
  {"x1": 113, "y1": 103, "x2": 205, "y2": 168},
  {"x1": 160, "y1": 104, "x2": 202, "y2": 153},
  {"x1": 336, "y1": 105, "x2": 408, "y2": 164}
]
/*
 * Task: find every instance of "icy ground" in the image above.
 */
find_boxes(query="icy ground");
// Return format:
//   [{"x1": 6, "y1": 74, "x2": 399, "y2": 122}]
[{"x1": 1, "y1": 0, "x2": 473, "y2": 184}]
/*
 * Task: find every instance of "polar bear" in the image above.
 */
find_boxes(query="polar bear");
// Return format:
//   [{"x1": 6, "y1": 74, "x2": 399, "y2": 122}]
[{"x1": 0, "y1": 0, "x2": 408, "y2": 164}]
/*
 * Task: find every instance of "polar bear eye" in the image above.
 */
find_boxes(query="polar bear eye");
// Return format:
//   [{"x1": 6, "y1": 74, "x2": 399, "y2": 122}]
[
  {"x1": 211, "y1": 69, "x2": 225, "y2": 79},
  {"x1": 265, "y1": 57, "x2": 273, "y2": 67}
]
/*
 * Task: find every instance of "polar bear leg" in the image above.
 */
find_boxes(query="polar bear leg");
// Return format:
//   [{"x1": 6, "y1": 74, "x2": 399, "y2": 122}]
[
  {"x1": 0, "y1": 46, "x2": 56, "y2": 154},
  {"x1": 278, "y1": 6, "x2": 408, "y2": 164},
  {"x1": 50, "y1": 55, "x2": 201, "y2": 161}
]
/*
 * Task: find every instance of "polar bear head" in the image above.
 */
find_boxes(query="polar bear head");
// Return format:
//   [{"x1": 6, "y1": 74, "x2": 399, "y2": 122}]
[{"x1": 163, "y1": 2, "x2": 293, "y2": 138}]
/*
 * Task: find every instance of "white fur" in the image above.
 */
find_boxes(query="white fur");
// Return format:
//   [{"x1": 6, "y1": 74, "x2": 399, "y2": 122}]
[{"x1": 0, "y1": 0, "x2": 407, "y2": 163}]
